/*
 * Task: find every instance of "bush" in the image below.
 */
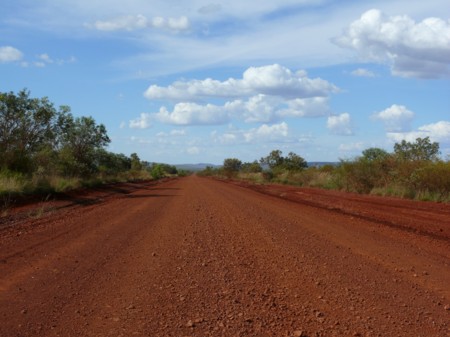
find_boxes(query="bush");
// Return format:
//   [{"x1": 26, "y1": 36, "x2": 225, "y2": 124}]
[{"x1": 151, "y1": 164, "x2": 165, "y2": 180}]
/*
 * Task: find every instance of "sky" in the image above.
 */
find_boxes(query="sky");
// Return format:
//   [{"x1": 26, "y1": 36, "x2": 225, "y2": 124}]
[{"x1": 1, "y1": 0, "x2": 449, "y2": 164}]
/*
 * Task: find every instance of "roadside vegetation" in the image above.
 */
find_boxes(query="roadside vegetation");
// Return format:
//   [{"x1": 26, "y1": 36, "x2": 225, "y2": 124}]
[
  {"x1": 0, "y1": 89, "x2": 186, "y2": 205},
  {"x1": 199, "y1": 138, "x2": 450, "y2": 202}
]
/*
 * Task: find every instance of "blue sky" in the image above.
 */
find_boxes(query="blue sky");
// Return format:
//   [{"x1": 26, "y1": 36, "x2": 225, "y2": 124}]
[{"x1": 1, "y1": 0, "x2": 449, "y2": 164}]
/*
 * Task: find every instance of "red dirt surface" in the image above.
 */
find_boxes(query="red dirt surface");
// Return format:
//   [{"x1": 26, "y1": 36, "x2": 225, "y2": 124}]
[{"x1": 1, "y1": 176, "x2": 449, "y2": 337}]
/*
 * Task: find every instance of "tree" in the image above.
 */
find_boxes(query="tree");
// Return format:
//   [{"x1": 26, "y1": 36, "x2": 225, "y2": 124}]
[
  {"x1": 130, "y1": 153, "x2": 142, "y2": 171},
  {"x1": 96, "y1": 150, "x2": 131, "y2": 175},
  {"x1": 58, "y1": 115, "x2": 110, "y2": 176},
  {"x1": 0, "y1": 90, "x2": 64, "y2": 173},
  {"x1": 159, "y1": 163, "x2": 178, "y2": 175},
  {"x1": 260, "y1": 150, "x2": 284, "y2": 169},
  {"x1": 361, "y1": 147, "x2": 389, "y2": 162},
  {"x1": 151, "y1": 164, "x2": 165, "y2": 180},
  {"x1": 241, "y1": 161, "x2": 263, "y2": 173},
  {"x1": 394, "y1": 137, "x2": 439, "y2": 162},
  {"x1": 223, "y1": 158, "x2": 242, "y2": 176},
  {"x1": 284, "y1": 152, "x2": 308, "y2": 171},
  {"x1": 260, "y1": 150, "x2": 307, "y2": 172}
]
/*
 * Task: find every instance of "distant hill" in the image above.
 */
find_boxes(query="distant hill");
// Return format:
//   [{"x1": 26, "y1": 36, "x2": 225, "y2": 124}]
[{"x1": 175, "y1": 163, "x2": 220, "y2": 172}]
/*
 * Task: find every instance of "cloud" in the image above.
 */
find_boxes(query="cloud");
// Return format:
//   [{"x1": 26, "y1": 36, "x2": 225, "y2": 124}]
[
  {"x1": 129, "y1": 113, "x2": 152, "y2": 129},
  {"x1": 187, "y1": 146, "x2": 200, "y2": 155},
  {"x1": 170, "y1": 129, "x2": 187, "y2": 136},
  {"x1": 198, "y1": 4, "x2": 222, "y2": 15},
  {"x1": 279, "y1": 97, "x2": 330, "y2": 118},
  {"x1": 387, "y1": 121, "x2": 450, "y2": 144},
  {"x1": 372, "y1": 104, "x2": 415, "y2": 132},
  {"x1": 90, "y1": 15, "x2": 190, "y2": 32},
  {"x1": 339, "y1": 142, "x2": 364, "y2": 152},
  {"x1": 29, "y1": 54, "x2": 76, "y2": 68},
  {"x1": 0, "y1": 46, "x2": 23, "y2": 63},
  {"x1": 146, "y1": 93, "x2": 331, "y2": 126},
  {"x1": 334, "y1": 9, "x2": 450, "y2": 78},
  {"x1": 156, "y1": 129, "x2": 187, "y2": 137},
  {"x1": 351, "y1": 68, "x2": 376, "y2": 77},
  {"x1": 143, "y1": 64, "x2": 336, "y2": 126},
  {"x1": 213, "y1": 122, "x2": 291, "y2": 145},
  {"x1": 38, "y1": 53, "x2": 54, "y2": 64},
  {"x1": 155, "y1": 102, "x2": 230, "y2": 125},
  {"x1": 145, "y1": 64, "x2": 338, "y2": 101},
  {"x1": 327, "y1": 113, "x2": 353, "y2": 135}
]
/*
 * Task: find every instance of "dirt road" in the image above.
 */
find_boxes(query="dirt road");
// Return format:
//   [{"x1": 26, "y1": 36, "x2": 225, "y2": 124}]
[{"x1": 1, "y1": 176, "x2": 449, "y2": 337}]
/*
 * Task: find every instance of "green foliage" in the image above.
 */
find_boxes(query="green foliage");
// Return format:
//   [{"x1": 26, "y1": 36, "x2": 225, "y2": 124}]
[
  {"x1": 177, "y1": 170, "x2": 191, "y2": 177},
  {"x1": 260, "y1": 150, "x2": 307, "y2": 173},
  {"x1": 284, "y1": 152, "x2": 308, "y2": 172},
  {"x1": 150, "y1": 164, "x2": 165, "y2": 180},
  {"x1": 158, "y1": 163, "x2": 178, "y2": 175},
  {"x1": 394, "y1": 137, "x2": 440, "y2": 162},
  {"x1": 0, "y1": 89, "x2": 65, "y2": 173},
  {"x1": 197, "y1": 166, "x2": 218, "y2": 176},
  {"x1": 57, "y1": 115, "x2": 110, "y2": 176},
  {"x1": 223, "y1": 158, "x2": 242, "y2": 177},
  {"x1": 362, "y1": 147, "x2": 389, "y2": 162},
  {"x1": 411, "y1": 161, "x2": 450, "y2": 200},
  {"x1": 241, "y1": 161, "x2": 263, "y2": 173},
  {"x1": 130, "y1": 153, "x2": 142, "y2": 171},
  {"x1": 260, "y1": 150, "x2": 284, "y2": 169},
  {"x1": 214, "y1": 142, "x2": 449, "y2": 202},
  {"x1": 0, "y1": 89, "x2": 187, "y2": 200},
  {"x1": 96, "y1": 150, "x2": 131, "y2": 175}
]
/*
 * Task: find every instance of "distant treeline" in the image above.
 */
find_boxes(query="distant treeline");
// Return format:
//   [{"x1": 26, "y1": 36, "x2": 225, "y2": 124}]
[
  {"x1": 200, "y1": 139, "x2": 450, "y2": 202},
  {"x1": 0, "y1": 90, "x2": 185, "y2": 197}
]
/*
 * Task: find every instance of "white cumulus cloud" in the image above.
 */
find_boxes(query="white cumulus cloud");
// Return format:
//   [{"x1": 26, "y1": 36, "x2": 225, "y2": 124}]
[
  {"x1": 279, "y1": 97, "x2": 330, "y2": 118},
  {"x1": 334, "y1": 9, "x2": 450, "y2": 78},
  {"x1": 38, "y1": 53, "x2": 54, "y2": 64},
  {"x1": 0, "y1": 46, "x2": 23, "y2": 63},
  {"x1": 372, "y1": 104, "x2": 415, "y2": 132},
  {"x1": 129, "y1": 113, "x2": 152, "y2": 129},
  {"x1": 213, "y1": 122, "x2": 291, "y2": 145},
  {"x1": 187, "y1": 146, "x2": 200, "y2": 155},
  {"x1": 387, "y1": 121, "x2": 450, "y2": 144},
  {"x1": 351, "y1": 68, "x2": 376, "y2": 77},
  {"x1": 155, "y1": 102, "x2": 230, "y2": 125},
  {"x1": 145, "y1": 64, "x2": 337, "y2": 101},
  {"x1": 143, "y1": 64, "x2": 337, "y2": 126},
  {"x1": 145, "y1": 93, "x2": 331, "y2": 126},
  {"x1": 91, "y1": 15, "x2": 190, "y2": 32},
  {"x1": 327, "y1": 113, "x2": 353, "y2": 136},
  {"x1": 339, "y1": 142, "x2": 364, "y2": 152}
]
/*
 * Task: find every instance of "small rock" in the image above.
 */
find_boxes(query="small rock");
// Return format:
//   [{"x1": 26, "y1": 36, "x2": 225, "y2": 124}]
[
  {"x1": 293, "y1": 330, "x2": 304, "y2": 337},
  {"x1": 126, "y1": 305, "x2": 135, "y2": 310},
  {"x1": 444, "y1": 304, "x2": 450, "y2": 311},
  {"x1": 21, "y1": 309, "x2": 27, "y2": 314},
  {"x1": 186, "y1": 320, "x2": 195, "y2": 328}
]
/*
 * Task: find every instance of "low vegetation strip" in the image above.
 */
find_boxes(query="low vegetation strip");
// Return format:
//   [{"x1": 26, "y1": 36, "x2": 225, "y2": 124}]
[
  {"x1": 0, "y1": 90, "x2": 188, "y2": 209},
  {"x1": 199, "y1": 138, "x2": 450, "y2": 202}
]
